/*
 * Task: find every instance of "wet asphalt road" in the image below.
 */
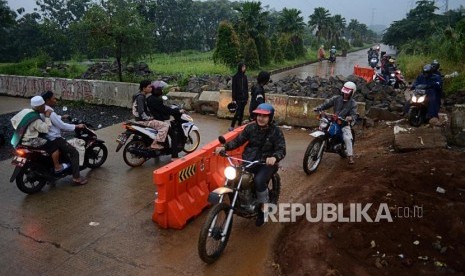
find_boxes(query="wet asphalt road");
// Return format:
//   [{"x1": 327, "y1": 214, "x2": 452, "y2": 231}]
[
  {"x1": 271, "y1": 45, "x2": 396, "y2": 81},
  {"x1": 0, "y1": 47, "x2": 384, "y2": 275}
]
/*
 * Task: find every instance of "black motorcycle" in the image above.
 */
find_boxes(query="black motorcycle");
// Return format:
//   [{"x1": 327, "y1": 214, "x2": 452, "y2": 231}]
[
  {"x1": 197, "y1": 136, "x2": 281, "y2": 264},
  {"x1": 9, "y1": 118, "x2": 107, "y2": 194},
  {"x1": 328, "y1": 51, "x2": 336, "y2": 63},
  {"x1": 408, "y1": 84, "x2": 429, "y2": 127},
  {"x1": 116, "y1": 104, "x2": 200, "y2": 167},
  {"x1": 369, "y1": 55, "x2": 379, "y2": 68},
  {"x1": 303, "y1": 113, "x2": 355, "y2": 174}
]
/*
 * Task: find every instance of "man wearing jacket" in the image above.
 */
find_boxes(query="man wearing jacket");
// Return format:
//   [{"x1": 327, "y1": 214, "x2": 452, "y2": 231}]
[{"x1": 217, "y1": 103, "x2": 286, "y2": 226}]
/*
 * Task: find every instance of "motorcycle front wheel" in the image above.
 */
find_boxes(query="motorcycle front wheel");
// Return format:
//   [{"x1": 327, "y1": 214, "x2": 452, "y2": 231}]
[
  {"x1": 15, "y1": 164, "x2": 47, "y2": 194},
  {"x1": 198, "y1": 203, "x2": 233, "y2": 264},
  {"x1": 123, "y1": 140, "x2": 148, "y2": 167},
  {"x1": 408, "y1": 108, "x2": 423, "y2": 127},
  {"x1": 85, "y1": 143, "x2": 108, "y2": 168},
  {"x1": 183, "y1": 129, "x2": 200, "y2": 153},
  {"x1": 268, "y1": 173, "x2": 281, "y2": 204},
  {"x1": 303, "y1": 138, "x2": 325, "y2": 175}
]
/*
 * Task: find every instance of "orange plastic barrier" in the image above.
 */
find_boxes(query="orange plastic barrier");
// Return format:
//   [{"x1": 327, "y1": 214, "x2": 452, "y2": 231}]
[
  {"x1": 353, "y1": 65, "x2": 375, "y2": 83},
  {"x1": 152, "y1": 125, "x2": 247, "y2": 229}
]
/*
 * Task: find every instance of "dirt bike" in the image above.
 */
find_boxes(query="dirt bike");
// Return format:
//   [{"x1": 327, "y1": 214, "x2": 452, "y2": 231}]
[
  {"x1": 9, "y1": 118, "x2": 107, "y2": 194},
  {"x1": 303, "y1": 113, "x2": 355, "y2": 175},
  {"x1": 408, "y1": 84, "x2": 430, "y2": 127},
  {"x1": 116, "y1": 104, "x2": 200, "y2": 167},
  {"x1": 197, "y1": 136, "x2": 281, "y2": 264}
]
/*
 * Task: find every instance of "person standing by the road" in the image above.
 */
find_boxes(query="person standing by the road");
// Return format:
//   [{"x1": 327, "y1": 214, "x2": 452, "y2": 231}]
[
  {"x1": 229, "y1": 62, "x2": 248, "y2": 131},
  {"x1": 318, "y1": 45, "x2": 325, "y2": 61},
  {"x1": 249, "y1": 71, "x2": 271, "y2": 121}
]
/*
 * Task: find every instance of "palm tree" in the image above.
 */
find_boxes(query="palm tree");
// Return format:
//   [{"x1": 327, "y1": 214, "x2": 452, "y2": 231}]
[
  {"x1": 234, "y1": 1, "x2": 269, "y2": 41},
  {"x1": 331, "y1": 14, "x2": 346, "y2": 43},
  {"x1": 308, "y1": 7, "x2": 330, "y2": 45},
  {"x1": 278, "y1": 8, "x2": 305, "y2": 35}
]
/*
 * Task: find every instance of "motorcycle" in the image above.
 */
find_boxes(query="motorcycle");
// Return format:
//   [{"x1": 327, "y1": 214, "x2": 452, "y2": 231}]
[
  {"x1": 197, "y1": 136, "x2": 281, "y2": 264},
  {"x1": 303, "y1": 113, "x2": 355, "y2": 174},
  {"x1": 9, "y1": 117, "x2": 108, "y2": 194},
  {"x1": 328, "y1": 51, "x2": 336, "y2": 63},
  {"x1": 116, "y1": 103, "x2": 200, "y2": 167},
  {"x1": 408, "y1": 84, "x2": 429, "y2": 127},
  {"x1": 373, "y1": 67, "x2": 407, "y2": 89},
  {"x1": 369, "y1": 56, "x2": 379, "y2": 68}
]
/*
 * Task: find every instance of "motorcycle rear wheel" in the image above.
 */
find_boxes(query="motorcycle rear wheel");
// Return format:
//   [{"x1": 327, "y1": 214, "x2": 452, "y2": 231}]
[
  {"x1": 408, "y1": 108, "x2": 423, "y2": 127},
  {"x1": 16, "y1": 164, "x2": 47, "y2": 194},
  {"x1": 123, "y1": 140, "x2": 148, "y2": 167},
  {"x1": 303, "y1": 138, "x2": 325, "y2": 175},
  {"x1": 183, "y1": 129, "x2": 200, "y2": 153},
  {"x1": 85, "y1": 144, "x2": 108, "y2": 168},
  {"x1": 198, "y1": 203, "x2": 233, "y2": 264}
]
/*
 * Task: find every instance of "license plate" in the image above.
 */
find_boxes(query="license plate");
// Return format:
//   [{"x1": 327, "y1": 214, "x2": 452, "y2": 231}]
[
  {"x1": 116, "y1": 133, "x2": 128, "y2": 144},
  {"x1": 12, "y1": 156, "x2": 26, "y2": 167}
]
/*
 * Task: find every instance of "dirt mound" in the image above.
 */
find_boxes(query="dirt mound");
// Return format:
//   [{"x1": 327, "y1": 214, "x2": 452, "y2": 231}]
[{"x1": 274, "y1": 124, "x2": 465, "y2": 275}]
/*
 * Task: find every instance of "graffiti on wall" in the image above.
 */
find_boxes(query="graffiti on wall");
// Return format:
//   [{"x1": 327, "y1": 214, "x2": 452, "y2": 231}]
[
  {"x1": 57, "y1": 79, "x2": 93, "y2": 101},
  {"x1": 0, "y1": 76, "x2": 53, "y2": 97}
]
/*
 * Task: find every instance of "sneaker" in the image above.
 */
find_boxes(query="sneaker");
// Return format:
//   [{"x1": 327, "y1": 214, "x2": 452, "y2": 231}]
[
  {"x1": 255, "y1": 210, "x2": 265, "y2": 227},
  {"x1": 54, "y1": 163, "x2": 71, "y2": 174}
]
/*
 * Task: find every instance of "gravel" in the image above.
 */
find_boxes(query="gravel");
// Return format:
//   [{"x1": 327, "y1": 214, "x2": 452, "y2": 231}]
[{"x1": 0, "y1": 103, "x2": 132, "y2": 161}]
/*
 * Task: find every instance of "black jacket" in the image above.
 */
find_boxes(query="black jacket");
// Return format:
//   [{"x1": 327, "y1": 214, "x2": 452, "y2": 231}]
[
  {"x1": 224, "y1": 122, "x2": 286, "y2": 163},
  {"x1": 146, "y1": 94, "x2": 181, "y2": 121},
  {"x1": 249, "y1": 84, "x2": 265, "y2": 116},
  {"x1": 232, "y1": 65, "x2": 248, "y2": 103}
]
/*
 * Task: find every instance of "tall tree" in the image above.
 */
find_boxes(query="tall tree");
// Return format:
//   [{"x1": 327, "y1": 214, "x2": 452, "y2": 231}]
[
  {"x1": 213, "y1": 20, "x2": 240, "y2": 68},
  {"x1": 308, "y1": 7, "x2": 330, "y2": 45},
  {"x1": 0, "y1": 0, "x2": 17, "y2": 61},
  {"x1": 76, "y1": 0, "x2": 154, "y2": 81}
]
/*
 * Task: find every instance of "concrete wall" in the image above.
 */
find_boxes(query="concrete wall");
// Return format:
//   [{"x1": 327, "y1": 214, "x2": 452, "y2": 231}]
[{"x1": 0, "y1": 74, "x2": 137, "y2": 108}]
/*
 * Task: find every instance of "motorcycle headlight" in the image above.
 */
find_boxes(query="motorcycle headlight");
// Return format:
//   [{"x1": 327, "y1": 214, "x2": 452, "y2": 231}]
[
  {"x1": 390, "y1": 73, "x2": 395, "y2": 77},
  {"x1": 224, "y1": 166, "x2": 236, "y2": 180},
  {"x1": 411, "y1": 95, "x2": 418, "y2": 103},
  {"x1": 418, "y1": 96, "x2": 426, "y2": 103}
]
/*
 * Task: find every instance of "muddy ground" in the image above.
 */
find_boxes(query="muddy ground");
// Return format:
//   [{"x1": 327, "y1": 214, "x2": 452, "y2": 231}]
[{"x1": 274, "y1": 123, "x2": 465, "y2": 275}]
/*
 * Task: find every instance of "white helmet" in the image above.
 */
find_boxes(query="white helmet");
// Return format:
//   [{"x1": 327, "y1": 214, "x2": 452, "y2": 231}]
[{"x1": 341, "y1": 81, "x2": 356, "y2": 97}]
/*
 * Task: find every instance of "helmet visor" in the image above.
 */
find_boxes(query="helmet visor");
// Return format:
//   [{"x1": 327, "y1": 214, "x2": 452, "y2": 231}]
[
  {"x1": 253, "y1": 109, "x2": 271, "y2": 115},
  {"x1": 341, "y1": 86, "x2": 354, "y2": 94}
]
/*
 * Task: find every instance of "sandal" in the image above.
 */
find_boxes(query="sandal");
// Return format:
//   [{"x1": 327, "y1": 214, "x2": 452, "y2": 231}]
[{"x1": 73, "y1": 177, "x2": 88, "y2": 185}]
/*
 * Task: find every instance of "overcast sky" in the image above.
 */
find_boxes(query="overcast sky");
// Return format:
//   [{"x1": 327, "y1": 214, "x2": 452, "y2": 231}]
[{"x1": 6, "y1": 0, "x2": 464, "y2": 26}]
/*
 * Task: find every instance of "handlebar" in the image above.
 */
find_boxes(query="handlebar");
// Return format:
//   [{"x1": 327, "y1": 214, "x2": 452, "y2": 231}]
[{"x1": 218, "y1": 150, "x2": 263, "y2": 168}]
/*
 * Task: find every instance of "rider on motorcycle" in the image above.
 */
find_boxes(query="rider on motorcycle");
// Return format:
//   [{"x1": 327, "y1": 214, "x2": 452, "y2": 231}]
[
  {"x1": 411, "y1": 64, "x2": 442, "y2": 120},
  {"x1": 147, "y1": 80, "x2": 184, "y2": 159},
  {"x1": 132, "y1": 80, "x2": 170, "y2": 150},
  {"x1": 41, "y1": 91, "x2": 88, "y2": 185},
  {"x1": 330, "y1": 46, "x2": 336, "y2": 56},
  {"x1": 10, "y1": 96, "x2": 63, "y2": 173},
  {"x1": 216, "y1": 103, "x2": 286, "y2": 226},
  {"x1": 313, "y1": 81, "x2": 358, "y2": 165}
]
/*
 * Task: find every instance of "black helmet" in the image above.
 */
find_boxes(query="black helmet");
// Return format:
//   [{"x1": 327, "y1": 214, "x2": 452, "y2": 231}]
[
  {"x1": 227, "y1": 102, "x2": 237, "y2": 113},
  {"x1": 423, "y1": 64, "x2": 432, "y2": 74},
  {"x1": 431, "y1": 60, "x2": 440, "y2": 71}
]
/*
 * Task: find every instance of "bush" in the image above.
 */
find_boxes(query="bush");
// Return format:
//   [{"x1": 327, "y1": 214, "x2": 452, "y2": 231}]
[
  {"x1": 213, "y1": 21, "x2": 241, "y2": 68},
  {"x1": 243, "y1": 38, "x2": 260, "y2": 69}
]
